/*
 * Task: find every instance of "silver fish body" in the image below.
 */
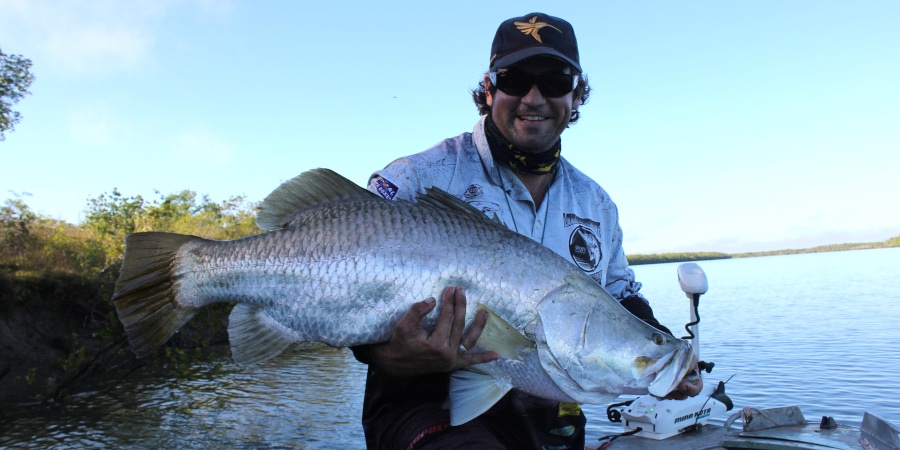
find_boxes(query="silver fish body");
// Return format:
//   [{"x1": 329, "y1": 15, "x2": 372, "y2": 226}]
[{"x1": 112, "y1": 168, "x2": 694, "y2": 425}]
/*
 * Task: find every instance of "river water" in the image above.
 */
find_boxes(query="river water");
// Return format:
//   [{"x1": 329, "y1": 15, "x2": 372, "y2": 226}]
[{"x1": 2, "y1": 247, "x2": 898, "y2": 448}]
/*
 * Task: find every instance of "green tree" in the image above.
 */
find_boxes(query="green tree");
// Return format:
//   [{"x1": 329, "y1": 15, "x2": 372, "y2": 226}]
[
  {"x1": 82, "y1": 188, "x2": 259, "y2": 267},
  {"x1": 0, "y1": 47, "x2": 35, "y2": 140},
  {"x1": 150, "y1": 191, "x2": 259, "y2": 239},
  {"x1": 0, "y1": 192, "x2": 37, "y2": 265},
  {"x1": 83, "y1": 189, "x2": 145, "y2": 267}
]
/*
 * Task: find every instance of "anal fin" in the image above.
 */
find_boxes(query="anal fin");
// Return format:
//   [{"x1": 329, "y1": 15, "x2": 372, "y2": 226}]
[
  {"x1": 449, "y1": 370, "x2": 512, "y2": 426},
  {"x1": 227, "y1": 304, "x2": 297, "y2": 365}
]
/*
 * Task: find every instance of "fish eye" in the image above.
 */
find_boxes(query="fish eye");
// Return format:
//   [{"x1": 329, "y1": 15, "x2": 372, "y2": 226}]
[{"x1": 652, "y1": 332, "x2": 666, "y2": 345}]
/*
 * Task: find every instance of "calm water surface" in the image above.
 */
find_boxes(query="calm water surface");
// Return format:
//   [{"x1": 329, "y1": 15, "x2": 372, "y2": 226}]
[{"x1": 2, "y1": 248, "x2": 898, "y2": 448}]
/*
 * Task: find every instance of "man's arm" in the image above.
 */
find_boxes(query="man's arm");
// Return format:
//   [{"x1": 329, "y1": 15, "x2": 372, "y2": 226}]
[{"x1": 619, "y1": 295, "x2": 672, "y2": 335}]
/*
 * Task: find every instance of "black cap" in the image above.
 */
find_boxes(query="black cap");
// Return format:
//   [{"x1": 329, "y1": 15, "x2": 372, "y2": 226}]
[{"x1": 489, "y1": 13, "x2": 581, "y2": 73}]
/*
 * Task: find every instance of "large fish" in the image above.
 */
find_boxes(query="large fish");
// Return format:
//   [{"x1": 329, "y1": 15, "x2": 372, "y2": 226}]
[{"x1": 112, "y1": 168, "x2": 695, "y2": 425}]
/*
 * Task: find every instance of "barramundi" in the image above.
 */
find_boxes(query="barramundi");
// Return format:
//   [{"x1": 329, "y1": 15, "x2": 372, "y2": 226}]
[{"x1": 111, "y1": 168, "x2": 695, "y2": 425}]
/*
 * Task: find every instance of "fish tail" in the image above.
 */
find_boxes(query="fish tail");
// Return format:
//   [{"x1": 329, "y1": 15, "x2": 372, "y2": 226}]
[{"x1": 111, "y1": 232, "x2": 200, "y2": 358}]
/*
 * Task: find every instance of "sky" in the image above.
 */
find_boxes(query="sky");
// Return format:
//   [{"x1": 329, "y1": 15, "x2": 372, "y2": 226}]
[{"x1": 1, "y1": 0, "x2": 898, "y2": 254}]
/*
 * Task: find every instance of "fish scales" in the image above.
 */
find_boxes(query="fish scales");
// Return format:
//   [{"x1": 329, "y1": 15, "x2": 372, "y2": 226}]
[{"x1": 173, "y1": 196, "x2": 571, "y2": 348}]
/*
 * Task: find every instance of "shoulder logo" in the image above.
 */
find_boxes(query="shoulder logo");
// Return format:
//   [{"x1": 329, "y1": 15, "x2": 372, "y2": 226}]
[{"x1": 514, "y1": 16, "x2": 561, "y2": 43}]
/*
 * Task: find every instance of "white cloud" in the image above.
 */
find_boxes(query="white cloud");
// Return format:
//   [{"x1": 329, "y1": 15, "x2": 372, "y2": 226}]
[
  {"x1": 0, "y1": 0, "x2": 233, "y2": 75},
  {"x1": 171, "y1": 126, "x2": 234, "y2": 167},
  {"x1": 45, "y1": 25, "x2": 152, "y2": 74},
  {"x1": 66, "y1": 103, "x2": 127, "y2": 147}
]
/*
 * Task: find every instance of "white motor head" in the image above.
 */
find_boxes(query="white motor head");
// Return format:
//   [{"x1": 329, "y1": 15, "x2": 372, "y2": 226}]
[{"x1": 677, "y1": 263, "x2": 708, "y2": 297}]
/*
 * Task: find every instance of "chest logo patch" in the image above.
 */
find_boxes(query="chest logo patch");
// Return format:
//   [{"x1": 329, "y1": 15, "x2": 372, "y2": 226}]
[
  {"x1": 568, "y1": 226, "x2": 601, "y2": 272},
  {"x1": 464, "y1": 184, "x2": 484, "y2": 199}
]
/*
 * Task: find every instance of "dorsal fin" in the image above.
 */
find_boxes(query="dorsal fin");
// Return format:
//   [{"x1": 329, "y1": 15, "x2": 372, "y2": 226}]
[
  {"x1": 417, "y1": 187, "x2": 504, "y2": 226},
  {"x1": 256, "y1": 168, "x2": 376, "y2": 230}
]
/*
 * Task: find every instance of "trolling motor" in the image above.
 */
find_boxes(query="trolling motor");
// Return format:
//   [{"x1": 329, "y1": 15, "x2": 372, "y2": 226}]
[
  {"x1": 678, "y1": 262, "x2": 713, "y2": 373},
  {"x1": 611, "y1": 263, "x2": 733, "y2": 440}
]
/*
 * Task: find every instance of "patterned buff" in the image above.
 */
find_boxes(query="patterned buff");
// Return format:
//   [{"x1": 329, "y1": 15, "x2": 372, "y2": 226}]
[{"x1": 484, "y1": 115, "x2": 561, "y2": 175}]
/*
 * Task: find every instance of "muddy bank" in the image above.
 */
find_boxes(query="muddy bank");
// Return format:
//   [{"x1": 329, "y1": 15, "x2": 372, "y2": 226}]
[{"x1": 0, "y1": 270, "x2": 230, "y2": 404}]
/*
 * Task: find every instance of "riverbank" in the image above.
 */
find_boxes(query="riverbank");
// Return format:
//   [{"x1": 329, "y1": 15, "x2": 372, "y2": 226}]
[
  {"x1": 0, "y1": 270, "x2": 124, "y2": 403},
  {"x1": 0, "y1": 268, "x2": 231, "y2": 404}
]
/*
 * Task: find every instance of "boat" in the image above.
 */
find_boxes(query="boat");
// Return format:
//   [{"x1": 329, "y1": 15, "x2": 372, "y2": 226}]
[{"x1": 598, "y1": 403, "x2": 898, "y2": 449}]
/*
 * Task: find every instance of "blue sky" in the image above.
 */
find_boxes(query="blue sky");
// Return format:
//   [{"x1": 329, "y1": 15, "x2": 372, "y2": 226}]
[{"x1": 1, "y1": 0, "x2": 897, "y2": 254}]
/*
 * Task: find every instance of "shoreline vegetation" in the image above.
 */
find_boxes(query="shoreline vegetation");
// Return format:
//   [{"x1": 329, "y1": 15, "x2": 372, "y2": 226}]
[
  {"x1": 1, "y1": 191, "x2": 898, "y2": 404},
  {"x1": 627, "y1": 237, "x2": 900, "y2": 265}
]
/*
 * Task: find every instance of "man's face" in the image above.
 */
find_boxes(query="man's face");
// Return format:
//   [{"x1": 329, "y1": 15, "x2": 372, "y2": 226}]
[{"x1": 485, "y1": 57, "x2": 581, "y2": 154}]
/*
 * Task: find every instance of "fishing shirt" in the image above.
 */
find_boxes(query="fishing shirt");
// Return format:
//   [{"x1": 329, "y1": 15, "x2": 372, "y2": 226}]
[{"x1": 367, "y1": 115, "x2": 645, "y2": 303}]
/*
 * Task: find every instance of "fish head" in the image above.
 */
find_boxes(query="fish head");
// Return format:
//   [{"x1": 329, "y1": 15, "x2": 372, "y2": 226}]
[{"x1": 534, "y1": 275, "x2": 695, "y2": 403}]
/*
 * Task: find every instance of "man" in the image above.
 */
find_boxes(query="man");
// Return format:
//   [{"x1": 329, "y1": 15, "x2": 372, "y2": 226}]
[{"x1": 352, "y1": 13, "x2": 701, "y2": 449}]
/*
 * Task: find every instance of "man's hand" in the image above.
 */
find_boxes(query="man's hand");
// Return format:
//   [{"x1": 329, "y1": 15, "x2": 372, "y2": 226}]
[
  {"x1": 665, "y1": 353, "x2": 704, "y2": 400},
  {"x1": 367, "y1": 286, "x2": 499, "y2": 377}
]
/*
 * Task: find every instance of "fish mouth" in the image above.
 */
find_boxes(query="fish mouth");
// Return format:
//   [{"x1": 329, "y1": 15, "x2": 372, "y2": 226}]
[{"x1": 643, "y1": 344, "x2": 695, "y2": 398}]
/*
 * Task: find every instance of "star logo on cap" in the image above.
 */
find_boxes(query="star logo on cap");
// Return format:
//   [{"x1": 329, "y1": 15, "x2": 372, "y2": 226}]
[{"x1": 514, "y1": 16, "x2": 561, "y2": 43}]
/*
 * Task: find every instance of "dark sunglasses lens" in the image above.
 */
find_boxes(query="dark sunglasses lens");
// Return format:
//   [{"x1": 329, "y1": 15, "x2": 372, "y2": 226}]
[
  {"x1": 495, "y1": 72, "x2": 574, "y2": 98},
  {"x1": 538, "y1": 74, "x2": 575, "y2": 97},
  {"x1": 496, "y1": 72, "x2": 533, "y2": 96}
]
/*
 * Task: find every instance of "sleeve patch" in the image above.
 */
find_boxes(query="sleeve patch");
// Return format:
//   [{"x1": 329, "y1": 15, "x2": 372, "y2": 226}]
[{"x1": 371, "y1": 176, "x2": 400, "y2": 200}]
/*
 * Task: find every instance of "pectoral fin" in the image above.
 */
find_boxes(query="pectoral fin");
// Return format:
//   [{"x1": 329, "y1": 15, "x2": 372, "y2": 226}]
[
  {"x1": 474, "y1": 304, "x2": 534, "y2": 361},
  {"x1": 448, "y1": 370, "x2": 512, "y2": 425}
]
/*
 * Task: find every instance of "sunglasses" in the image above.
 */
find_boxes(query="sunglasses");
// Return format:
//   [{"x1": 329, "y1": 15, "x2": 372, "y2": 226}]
[{"x1": 489, "y1": 70, "x2": 578, "y2": 98}]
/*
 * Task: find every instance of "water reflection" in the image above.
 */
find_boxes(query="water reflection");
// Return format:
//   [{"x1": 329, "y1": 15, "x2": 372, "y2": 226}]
[{"x1": 1, "y1": 345, "x2": 368, "y2": 449}]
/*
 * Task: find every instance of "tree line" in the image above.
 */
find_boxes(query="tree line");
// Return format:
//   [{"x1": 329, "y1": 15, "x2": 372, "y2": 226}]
[
  {"x1": 2, "y1": 190, "x2": 898, "y2": 276},
  {"x1": 627, "y1": 236, "x2": 900, "y2": 265},
  {"x1": 0, "y1": 190, "x2": 259, "y2": 278}
]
